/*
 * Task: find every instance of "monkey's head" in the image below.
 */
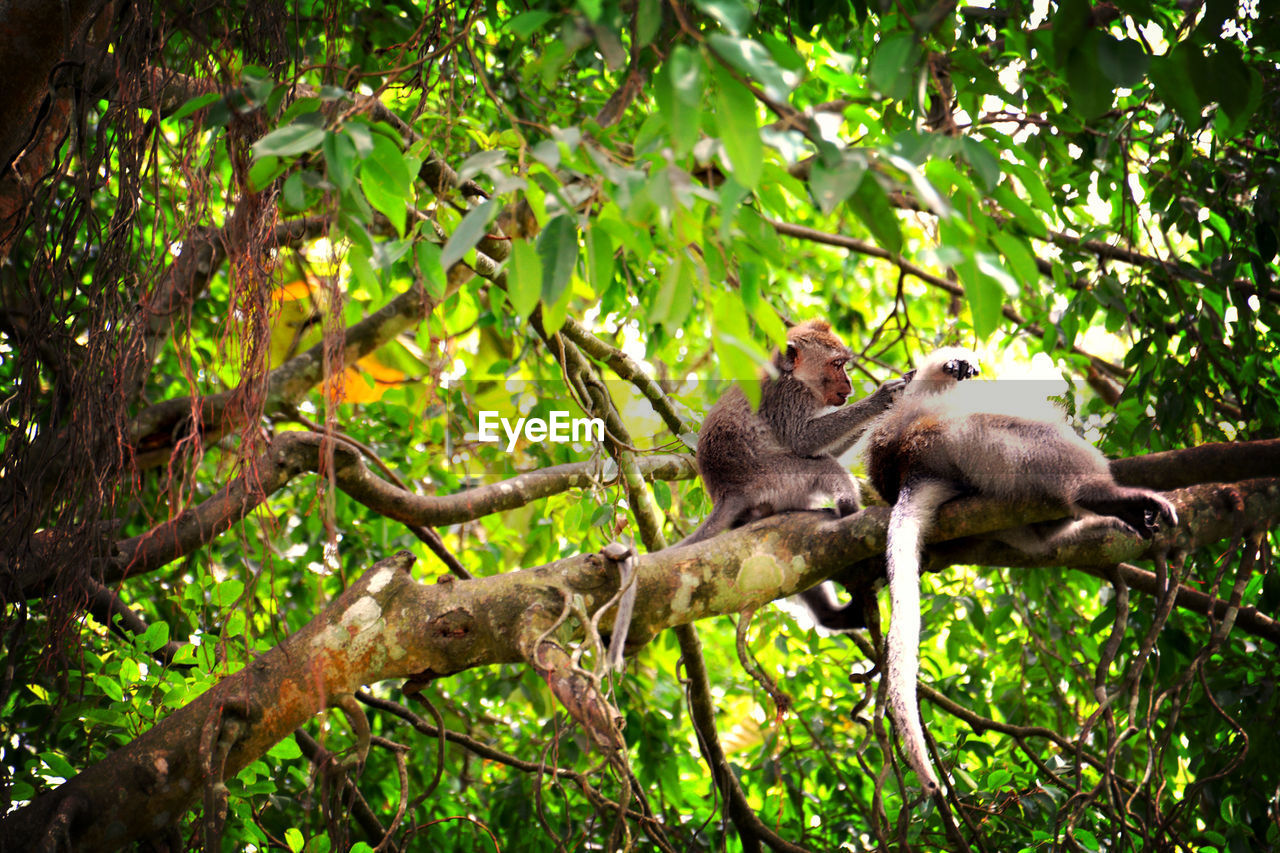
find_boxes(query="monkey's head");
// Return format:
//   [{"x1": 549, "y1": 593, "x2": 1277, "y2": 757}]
[
  {"x1": 902, "y1": 347, "x2": 981, "y2": 396},
  {"x1": 778, "y1": 319, "x2": 854, "y2": 406}
]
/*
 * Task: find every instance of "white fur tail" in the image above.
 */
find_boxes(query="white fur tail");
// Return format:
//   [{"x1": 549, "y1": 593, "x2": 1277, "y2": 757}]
[{"x1": 885, "y1": 479, "x2": 954, "y2": 795}]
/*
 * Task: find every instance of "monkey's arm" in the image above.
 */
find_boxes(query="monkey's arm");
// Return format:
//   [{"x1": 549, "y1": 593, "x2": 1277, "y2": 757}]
[{"x1": 789, "y1": 379, "x2": 904, "y2": 457}]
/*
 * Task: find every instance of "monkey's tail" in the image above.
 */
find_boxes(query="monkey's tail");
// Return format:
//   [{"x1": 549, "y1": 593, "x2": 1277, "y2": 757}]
[
  {"x1": 885, "y1": 479, "x2": 954, "y2": 796},
  {"x1": 676, "y1": 501, "x2": 736, "y2": 546}
]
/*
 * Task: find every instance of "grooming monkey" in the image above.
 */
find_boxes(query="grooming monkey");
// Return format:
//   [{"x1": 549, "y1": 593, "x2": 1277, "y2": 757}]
[
  {"x1": 862, "y1": 347, "x2": 1179, "y2": 794},
  {"x1": 678, "y1": 320, "x2": 904, "y2": 623}
]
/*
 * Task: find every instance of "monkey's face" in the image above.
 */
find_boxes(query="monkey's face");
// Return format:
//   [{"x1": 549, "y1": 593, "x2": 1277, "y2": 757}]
[{"x1": 820, "y1": 354, "x2": 854, "y2": 405}]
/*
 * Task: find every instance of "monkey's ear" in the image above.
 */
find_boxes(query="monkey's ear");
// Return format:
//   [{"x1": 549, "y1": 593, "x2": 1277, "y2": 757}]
[{"x1": 779, "y1": 344, "x2": 798, "y2": 372}]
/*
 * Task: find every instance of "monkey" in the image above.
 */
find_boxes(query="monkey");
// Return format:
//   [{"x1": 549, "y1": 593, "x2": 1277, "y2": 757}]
[
  {"x1": 860, "y1": 347, "x2": 1179, "y2": 795},
  {"x1": 675, "y1": 319, "x2": 904, "y2": 625}
]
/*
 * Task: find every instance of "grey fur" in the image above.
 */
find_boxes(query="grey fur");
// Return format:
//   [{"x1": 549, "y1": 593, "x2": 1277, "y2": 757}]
[{"x1": 863, "y1": 348, "x2": 1178, "y2": 796}]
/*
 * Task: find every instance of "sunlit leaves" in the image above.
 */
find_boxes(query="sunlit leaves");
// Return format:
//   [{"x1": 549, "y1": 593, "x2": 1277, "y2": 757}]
[
  {"x1": 694, "y1": 0, "x2": 753, "y2": 36},
  {"x1": 170, "y1": 91, "x2": 221, "y2": 121},
  {"x1": 710, "y1": 291, "x2": 770, "y2": 405},
  {"x1": 868, "y1": 30, "x2": 918, "y2": 100},
  {"x1": 361, "y1": 132, "x2": 414, "y2": 236},
  {"x1": 657, "y1": 45, "x2": 704, "y2": 156},
  {"x1": 584, "y1": 225, "x2": 614, "y2": 295},
  {"x1": 414, "y1": 240, "x2": 446, "y2": 301},
  {"x1": 323, "y1": 130, "x2": 355, "y2": 191},
  {"x1": 536, "y1": 215, "x2": 579, "y2": 306},
  {"x1": 847, "y1": 174, "x2": 902, "y2": 255},
  {"x1": 708, "y1": 34, "x2": 797, "y2": 102},
  {"x1": 810, "y1": 151, "x2": 866, "y2": 215},
  {"x1": 252, "y1": 124, "x2": 326, "y2": 158},
  {"x1": 506, "y1": 239, "x2": 542, "y2": 319},
  {"x1": 440, "y1": 200, "x2": 499, "y2": 270},
  {"x1": 711, "y1": 62, "x2": 763, "y2": 189}
]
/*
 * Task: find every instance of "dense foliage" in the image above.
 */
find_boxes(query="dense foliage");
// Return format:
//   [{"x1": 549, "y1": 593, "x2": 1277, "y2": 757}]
[{"x1": 1, "y1": 0, "x2": 1278, "y2": 851}]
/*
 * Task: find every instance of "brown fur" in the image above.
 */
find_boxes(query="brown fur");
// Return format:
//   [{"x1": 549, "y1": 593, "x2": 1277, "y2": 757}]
[{"x1": 682, "y1": 322, "x2": 903, "y2": 545}]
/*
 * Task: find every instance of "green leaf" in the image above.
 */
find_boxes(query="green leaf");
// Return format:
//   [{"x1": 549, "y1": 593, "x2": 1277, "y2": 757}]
[
  {"x1": 267, "y1": 736, "x2": 303, "y2": 760},
  {"x1": 282, "y1": 172, "x2": 306, "y2": 210},
  {"x1": 658, "y1": 45, "x2": 704, "y2": 156},
  {"x1": 39, "y1": 752, "x2": 77, "y2": 781},
  {"x1": 440, "y1": 200, "x2": 498, "y2": 270},
  {"x1": 585, "y1": 225, "x2": 614, "y2": 295},
  {"x1": 670, "y1": 46, "x2": 705, "y2": 107},
  {"x1": 280, "y1": 97, "x2": 322, "y2": 126},
  {"x1": 415, "y1": 240, "x2": 446, "y2": 301},
  {"x1": 1065, "y1": 37, "x2": 1114, "y2": 119},
  {"x1": 247, "y1": 156, "x2": 286, "y2": 192},
  {"x1": 346, "y1": 122, "x2": 374, "y2": 156},
  {"x1": 847, "y1": 174, "x2": 902, "y2": 254},
  {"x1": 139, "y1": 621, "x2": 170, "y2": 653},
  {"x1": 1051, "y1": 0, "x2": 1093, "y2": 64},
  {"x1": 960, "y1": 138, "x2": 1002, "y2": 192},
  {"x1": 1009, "y1": 162, "x2": 1055, "y2": 213},
  {"x1": 975, "y1": 251, "x2": 1021, "y2": 297},
  {"x1": 636, "y1": 0, "x2": 661, "y2": 46},
  {"x1": 1150, "y1": 50, "x2": 1203, "y2": 129},
  {"x1": 957, "y1": 250, "x2": 1003, "y2": 339},
  {"x1": 708, "y1": 34, "x2": 796, "y2": 102},
  {"x1": 507, "y1": 238, "x2": 542, "y2": 318},
  {"x1": 507, "y1": 11, "x2": 552, "y2": 38},
  {"x1": 285, "y1": 828, "x2": 305, "y2": 853},
  {"x1": 252, "y1": 124, "x2": 326, "y2": 158},
  {"x1": 887, "y1": 152, "x2": 952, "y2": 218},
  {"x1": 991, "y1": 231, "x2": 1041, "y2": 288},
  {"x1": 360, "y1": 134, "x2": 413, "y2": 236},
  {"x1": 95, "y1": 674, "x2": 125, "y2": 703},
  {"x1": 711, "y1": 293, "x2": 770, "y2": 407},
  {"x1": 809, "y1": 152, "x2": 866, "y2": 215},
  {"x1": 712, "y1": 63, "x2": 763, "y2": 190},
  {"x1": 170, "y1": 92, "x2": 221, "y2": 121},
  {"x1": 536, "y1": 214, "x2": 579, "y2": 305},
  {"x1": 539, "y1": 270, "x2": 575, "y2": 334},
  {"x1": 323, "y1": 130, "x2": 356, "y2": 190},
  {"x1": 868, "y1": 31, "x2": 918, "y2": 101},
  {"x1": 348, "y1": 245, "x2": 378, "y2": 299},
  {"x1": 211, "y1": 579, "x2": 245, "y2": 608},
  {"x1": 648, "y1": 252, "x2": 682, "y2": 327},
  {"x1": 1073, "y1": 829, "x2": 1100, "y2": 852},
  {"x1": 1207, "y1": 43, "x2": 1256, "y2": 125},
  {"x1": 693, "y1": 0, "x2": 753, "y2": 35},
  {"x1": 1096, "y1": 34, "x2": 1149, "y2": 88},
  {"x1": 993, "y1": 180, "x2": 1048, "y2": 238}
]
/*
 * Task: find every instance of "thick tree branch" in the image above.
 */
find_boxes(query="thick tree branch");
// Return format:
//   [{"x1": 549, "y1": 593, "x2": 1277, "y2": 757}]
[
  {"x1": 1110, "y1": 438, "x2": 1280, "y2": 491},
  {"x1": 104, "y1": 430, "x2": 693, "y2": 584},
  {"x1": 5, "y1": 475, "x2": 1275, "y2": 850}
]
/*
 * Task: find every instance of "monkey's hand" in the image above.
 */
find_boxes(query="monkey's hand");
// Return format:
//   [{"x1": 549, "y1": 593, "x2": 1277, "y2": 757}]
[
  {"x1": 1140, "y1": 494, "x2": 1179, "y2": 537},
  {"x1": 1110, "y1": 492, "x2": 1179, "y2": 539},
  {"x1": 870, "y1": 377, "x2": 908, "y2": 408}
]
